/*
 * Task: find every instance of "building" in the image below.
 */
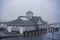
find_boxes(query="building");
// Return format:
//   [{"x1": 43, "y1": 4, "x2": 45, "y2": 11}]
[
  {"x1": 0, "y1": 11, "x2": 47, "y2": 34},
  {"x1": 0, "y1": 22, "x2": 7, "y2": 29},
  {"x1": 46, "y1": 23, "x2": 60, "y2": 33}
]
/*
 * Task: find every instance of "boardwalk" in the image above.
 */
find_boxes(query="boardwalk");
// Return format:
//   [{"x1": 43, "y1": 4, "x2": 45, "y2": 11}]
[
  {"x1": 0, "y1": 27, "x2": 59, "y2": 38},
  {"x1": 0, "y1": 31, "x2": 23, "y2": 38}
]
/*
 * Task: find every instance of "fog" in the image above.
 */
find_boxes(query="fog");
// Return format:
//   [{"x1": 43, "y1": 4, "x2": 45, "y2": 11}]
[{"x1": 0, "y1": 0, "x2": 60, "y2": 24}]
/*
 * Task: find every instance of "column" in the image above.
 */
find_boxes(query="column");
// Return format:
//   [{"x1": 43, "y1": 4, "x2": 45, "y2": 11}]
[
  {"x1": 7, "y1": 27, "x2": 11, "y2": 32},
  {"x1": 19, "y1": 27, "x2": 24, "y2": 34}
]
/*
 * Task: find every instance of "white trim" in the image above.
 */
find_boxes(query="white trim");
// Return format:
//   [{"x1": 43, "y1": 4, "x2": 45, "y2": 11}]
[{"x1": 37, "y1": 20, "x2": 42, "y2": 24}]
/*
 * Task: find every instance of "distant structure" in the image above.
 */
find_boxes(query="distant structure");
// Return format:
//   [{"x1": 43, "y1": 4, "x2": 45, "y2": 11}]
[{"x1": 0, "y1": 11, "x2": 48, "y2": 35}]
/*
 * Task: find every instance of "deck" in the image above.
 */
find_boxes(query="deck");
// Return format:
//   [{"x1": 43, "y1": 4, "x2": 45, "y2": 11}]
[
  {"x1": 0, "y1": 27, "x2": 59, "y2": 38},
  {"x1": 0, "y1": 31, "x2": 23, "y2": 38}
]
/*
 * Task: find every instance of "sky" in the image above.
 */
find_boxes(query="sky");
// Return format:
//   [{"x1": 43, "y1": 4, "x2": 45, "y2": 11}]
[{"x1": 0, "y1": 0, "x2": 60, "y2": 24}]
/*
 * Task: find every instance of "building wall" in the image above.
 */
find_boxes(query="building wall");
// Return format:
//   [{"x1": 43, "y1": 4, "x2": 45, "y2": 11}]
[
  {"x1": 0, "y1": 23, "x2": 7, "y2": 29},
  {"x1": 7, "y1": 25, "x2": 44, "y2": 32},
  {"x1": 7, "y1": 26, "x2": 20, "y2": 32},
  {"x1": 7, "y1": 26, "x2": 12, "y2": 32},
  {"x1": 7, "y1": 26, "x2": 22, "y2": 33},
  {"x1": 38, "y1": 25, "x2": 47, "y2": 29},
  {"x1": 23, "y1": 26, "x2": 36, "y2": 31},
  {"x1": 7, "y1": 25, "x2": 47, "y2": 33},
  {"x1": 11, "y1": 27, "x2": 20, "y2": 32},
  {"x1": 0, "y1": 23, "x2": 4, "y2": 28},
  {"x1": 19, "y1": 27, "x2": 24, "y2": 33}
]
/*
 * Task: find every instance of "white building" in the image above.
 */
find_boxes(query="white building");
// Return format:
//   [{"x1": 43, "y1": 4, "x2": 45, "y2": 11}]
[{"x1": 0, "y1": 11, "x2": 47, "y2": 34}]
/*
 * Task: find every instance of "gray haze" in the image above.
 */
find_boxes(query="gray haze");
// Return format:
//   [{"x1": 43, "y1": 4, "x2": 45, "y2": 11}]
[{"x1": 0, "y1": 0, "x2": 60, "y2": 24}]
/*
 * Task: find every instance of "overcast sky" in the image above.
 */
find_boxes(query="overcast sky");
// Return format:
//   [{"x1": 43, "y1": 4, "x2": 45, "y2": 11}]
[{"x1": 0, "y1": 0, "x2": 60, "y2": 24}]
